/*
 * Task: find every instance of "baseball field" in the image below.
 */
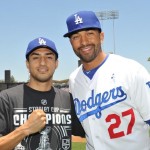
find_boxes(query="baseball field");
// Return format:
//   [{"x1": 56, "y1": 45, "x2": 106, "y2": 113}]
[
  {"x1": 72, "y1": 142, "x2": 86, "y2": 150},
  {"x1": 72, "y1": 136, "x2": 86, "y2": 150}
]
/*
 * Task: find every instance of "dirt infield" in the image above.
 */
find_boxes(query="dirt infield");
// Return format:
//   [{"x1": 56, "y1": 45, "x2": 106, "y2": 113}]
[{"x1": 72, "y1": 136, "x2": 86, "y2": 143}]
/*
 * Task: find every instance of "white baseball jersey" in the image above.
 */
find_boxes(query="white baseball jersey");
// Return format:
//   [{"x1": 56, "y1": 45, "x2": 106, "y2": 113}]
[{"x1": 69, "y1": 54, "x2": 150, "y2": 150}]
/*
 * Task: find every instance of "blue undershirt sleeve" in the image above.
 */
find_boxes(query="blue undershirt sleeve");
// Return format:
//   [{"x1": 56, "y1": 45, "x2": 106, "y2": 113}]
[{"x1": 145, "y1": 120, "x2": 150, "y2": 125}]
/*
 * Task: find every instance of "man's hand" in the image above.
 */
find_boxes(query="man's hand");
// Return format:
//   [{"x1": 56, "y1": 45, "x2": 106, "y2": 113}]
[
  {"x1": 0, "y1": 109, "x2": 47, "y2": 150},
  {"x1": 23, "y1": 109, "x2": 46, "y2": 135}
]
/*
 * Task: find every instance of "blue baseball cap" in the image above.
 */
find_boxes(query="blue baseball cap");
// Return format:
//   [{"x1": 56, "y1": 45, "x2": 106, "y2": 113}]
[
  {"x1": 26, "y1": 37, "x2": 58, "y2": 59},
  {"x1": 64, "y1": 11, "x2": 101, "y2": 37}
]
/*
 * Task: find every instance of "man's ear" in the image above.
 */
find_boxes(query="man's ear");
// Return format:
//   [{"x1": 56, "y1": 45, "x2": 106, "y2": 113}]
[
  {"x1": 100, "y1": 32, "x2": 104, "y2": 43},
  {"x1": 26, "y1": 60, "x2": 29, "y2": 70},
  {"x1": 55, "y1": 59, "x2": 58, "y2": 69}
]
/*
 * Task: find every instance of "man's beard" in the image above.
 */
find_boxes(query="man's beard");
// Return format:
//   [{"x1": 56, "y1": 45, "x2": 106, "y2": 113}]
[{"x1": 74, "y1": 47, "x2": 100, "y2": 63}]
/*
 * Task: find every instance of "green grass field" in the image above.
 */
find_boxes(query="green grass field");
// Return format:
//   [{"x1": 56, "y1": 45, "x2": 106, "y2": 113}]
[{"x1": 72, "y1": 142, "x2": 86, "y2": 150}]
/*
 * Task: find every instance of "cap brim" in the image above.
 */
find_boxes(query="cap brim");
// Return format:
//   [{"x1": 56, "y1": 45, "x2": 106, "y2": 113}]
[
  {"x1": 26, "y1": 45, "x2": 58, "y2": 59},
  {"x1": 63, "y1": 32, "x2": 72, "y2": 37},
  {"x1": 63, "y1": 27, "x2": 101, "y2": 38}
]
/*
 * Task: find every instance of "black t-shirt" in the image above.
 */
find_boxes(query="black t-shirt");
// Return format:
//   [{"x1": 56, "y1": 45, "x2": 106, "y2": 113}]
[{"x1": 0, "y1": 84, "x2": 85, "y2": 150}]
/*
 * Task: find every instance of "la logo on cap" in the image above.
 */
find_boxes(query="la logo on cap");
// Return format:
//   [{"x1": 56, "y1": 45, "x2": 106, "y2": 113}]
[
  {"x1": 74, "y1": 14, "x2": 83, "y2": 25},
  {"x1": 39, "y1": 38, "x2": 46, "y2": 45}
]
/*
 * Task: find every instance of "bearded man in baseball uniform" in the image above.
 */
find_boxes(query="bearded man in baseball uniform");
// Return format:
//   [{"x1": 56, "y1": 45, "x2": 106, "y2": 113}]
[{"x1": 64, "y1": 10, "x2": 150, "y2": 150}]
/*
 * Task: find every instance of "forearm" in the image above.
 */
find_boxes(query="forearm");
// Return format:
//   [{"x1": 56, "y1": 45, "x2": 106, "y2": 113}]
[
  {"x1": 0, "y1": 109, "x2": 46, "y2": 150},
  {"x1": 0, "y1": 125, "x2": 29, "y2": 150}
]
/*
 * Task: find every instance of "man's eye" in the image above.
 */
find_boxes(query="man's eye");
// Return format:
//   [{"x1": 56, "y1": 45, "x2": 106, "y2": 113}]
[
  {"x1": 71, "y1": 35, "x2": 79, "y2": 40},
  {"x1": 32, "y1": 57, "x2": 39, "y2": 60},
  {"x1": 47, "y1": 56, "x2": 53, "y2": 59},
  {"x1": 87, "y1": 31, "x2": 94, "y2": 35}
]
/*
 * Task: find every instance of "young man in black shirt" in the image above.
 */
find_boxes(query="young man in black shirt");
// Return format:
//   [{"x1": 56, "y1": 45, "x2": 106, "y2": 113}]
[{"x1": 0, "y1": 37, "x2": 85, "y2": 150}]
